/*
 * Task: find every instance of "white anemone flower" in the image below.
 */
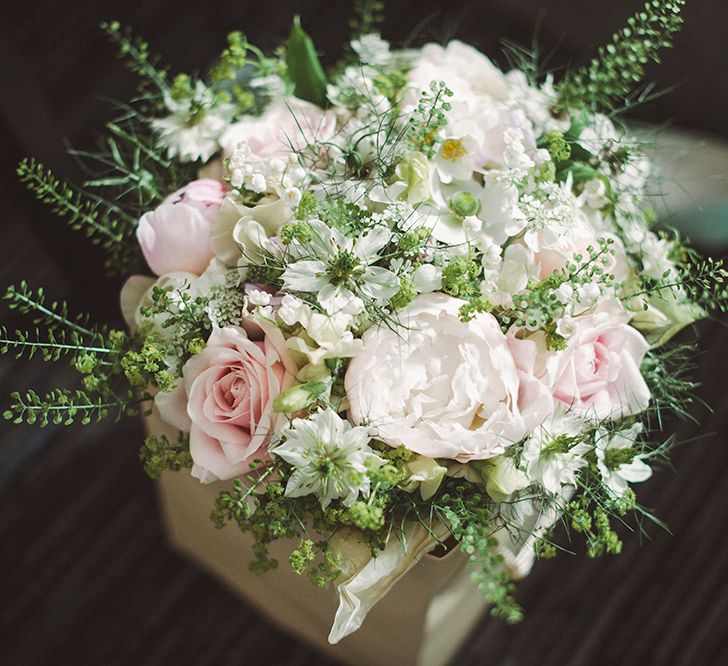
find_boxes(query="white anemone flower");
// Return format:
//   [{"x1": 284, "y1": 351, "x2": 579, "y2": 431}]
[
  {"x1": 595, "y1": 424, "x2": 652, "y2": 498},
  {"x1": 273, "y1": 409, "x2": 384, "y2": 509},
  {"x1": 282, "y1": 219, "x2": 399, "y2": 315}
]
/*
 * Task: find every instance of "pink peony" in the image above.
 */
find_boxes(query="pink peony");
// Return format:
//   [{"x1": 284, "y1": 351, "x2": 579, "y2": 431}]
[
  {"x1": 164, "y1": 178, "x2": 226, "y2": 223},
  {"x1": 155, "y1": 325, "x2": 297, "y2": 483},
  {"x1": 219, "y1": 97, "x2": 337, "y2": 160},
  {"x1": 551, "y1": 302, "x2": 650, "y2": 420}
]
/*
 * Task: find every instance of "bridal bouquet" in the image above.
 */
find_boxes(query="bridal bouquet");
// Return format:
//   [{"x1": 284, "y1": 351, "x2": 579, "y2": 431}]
[{"x1": 4, "y1": 0, "x2": 726, "y2": 643}]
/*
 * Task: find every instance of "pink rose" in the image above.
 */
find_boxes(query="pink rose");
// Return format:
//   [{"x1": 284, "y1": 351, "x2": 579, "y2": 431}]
[
  {"x1": 219, "y1": 97, "x2": 337, "y2": 160},
  {"x1": 155, "y1": 325, "x2": 296, "y2": 483},
  {"x1": 345, "y1": 294, "x2": 553, "y2": 462},
  {"x1": 551, "y1": 302, "x2": 650, "y2": 420},
  {"x1": 165, "y1": 178, "x2": 226, "y2": 223}
]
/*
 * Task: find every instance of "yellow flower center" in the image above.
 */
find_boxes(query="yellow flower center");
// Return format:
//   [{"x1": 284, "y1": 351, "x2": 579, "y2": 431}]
[{"x1": 441, "y1": 138, "x2": 467, "y2": 162}]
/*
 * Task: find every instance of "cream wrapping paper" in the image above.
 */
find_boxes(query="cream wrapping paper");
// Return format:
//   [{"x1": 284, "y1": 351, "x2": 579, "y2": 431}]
[{"x1": 328, "y1": 521, "x2": 452, "y2": 643}]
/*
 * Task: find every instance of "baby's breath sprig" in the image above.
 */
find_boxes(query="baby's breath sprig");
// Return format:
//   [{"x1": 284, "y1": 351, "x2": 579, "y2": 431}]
[{"x1": 407, "y1": 81, "x2": 453, "y2": 158}]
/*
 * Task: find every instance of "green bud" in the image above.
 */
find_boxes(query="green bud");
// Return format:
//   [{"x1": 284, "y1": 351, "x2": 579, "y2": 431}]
[
  {"x1": 272, "y1": 381, "x2": 328, "y2": 413},
  {"x1": 448, "y1": 191, "x2": 481, "y2": 218},
  {"x1": 297, "y1": 362, "x2": 331, "y2": 383}
]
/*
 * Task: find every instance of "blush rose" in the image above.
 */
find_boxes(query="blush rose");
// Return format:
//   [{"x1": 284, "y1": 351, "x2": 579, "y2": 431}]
[
  {"x1": 551, "y1": 302, "x2": 651, "y2": 420},
  {"x1": 155, "y1": 324, "x2": 296, "y2": 483}
]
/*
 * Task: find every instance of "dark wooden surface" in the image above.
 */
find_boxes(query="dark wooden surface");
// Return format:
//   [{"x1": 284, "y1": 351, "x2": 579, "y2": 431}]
[{"x1": 2, "y1": 2, "x2": 728, "y2": 664}]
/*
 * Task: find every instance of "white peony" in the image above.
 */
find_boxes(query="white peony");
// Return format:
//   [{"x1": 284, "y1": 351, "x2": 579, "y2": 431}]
[
  {"x1": 345, "y1": 293, "x2": 554, "y2": 462},
  {"x1": 407, "y1": 41, "x2": 510, "y2": 105}
]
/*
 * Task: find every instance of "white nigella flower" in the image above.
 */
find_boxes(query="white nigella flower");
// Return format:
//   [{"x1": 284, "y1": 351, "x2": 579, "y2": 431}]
[
  {"x1": 152, "y1": 81, "x2": 235, "y2": 162},
  {"x1": 273, "y1": 409, "x2": 384, "y2": 509},
  {"x1": 282, "y1": 219, "x2": 399, "y2": 315},
  {"x1": 520, "y1": 413, "x2": 589, "y2": 495},
  {"x1": 595, "y1": 423, "x2": 652, "y2": 498}
]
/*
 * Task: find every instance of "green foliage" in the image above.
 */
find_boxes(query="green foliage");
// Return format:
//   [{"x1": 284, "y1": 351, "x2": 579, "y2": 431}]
[
  {"x1": 641, "y1": 343, "x2": 698, "y2": 424},
  {"x1": 441, "y1": 256, "x2": 481, "y2": 298},
  {"x1": 390, "y1": 276, "x2": 417, "y2": 310},
  {"x1": 4, "y1": 282, "x2": 93, "y2": 336},
  {"x1": 565, "y1": 495, "x2": 624, "y2": 558},
  {"x1": 557, "y1": 0, "x2": 687, "y2": 112},
  {"x1": 280, "y1": 221, "x2": 313, "y2": 246},
  {"x1": 0, "y1": 327, "x2": 119, "y2": 362},
  {"x1": 349, "y1": 0, "x2": 385, "y2": 38},
  {"x1": 407, "y1": 81, "x2": 453, "y2": 158},
  {"x1": 4, "y1": 387, "x2": 142, "y2": 426},
  {"x1": 539, "y1": 130, "x2": 572, "y2": 163},
  {"x1": 138, "y1": 283, "x2": 214, "y2": 374},
  {"x1": 100, "y1": 21, "x2": 168, "y2": 96},
  {"x1": 139, "y1": 431, "x2": 193, "y2": 479},
  {"x1": 437, "y1": 483, "x2": 523, "y2": 623},
  {"x1": 285, "y1": 16, "x2": 328, "y2": 107},
  {"x1": 459, "y1": 296, "x2": 494, "y2": 323},
  {"x1": 295, "y1": 191, "x2": 319, "y2": 221},
  {"x1": 17, "y1": 159, "x2": 128, "y2": 246},
  {"x1": 209, "y1": 31, "x2": 251, "y2": 83},
  {"x1": 672, "y1": 251, "x2": 728, "y2": 313}
]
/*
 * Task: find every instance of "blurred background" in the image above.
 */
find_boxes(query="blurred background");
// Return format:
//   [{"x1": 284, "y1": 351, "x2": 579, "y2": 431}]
[{"x1": 1, "y1": 1, "x2": 726, "y2": 664}]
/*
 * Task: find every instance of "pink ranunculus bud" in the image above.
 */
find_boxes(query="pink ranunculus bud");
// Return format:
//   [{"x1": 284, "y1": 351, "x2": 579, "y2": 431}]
[
  {"x1": 136, "y1": 202, "x2": 215, "y2": 276},
  {"x1": 164, "y1": 178, "x2": 227, "y2": 223}
]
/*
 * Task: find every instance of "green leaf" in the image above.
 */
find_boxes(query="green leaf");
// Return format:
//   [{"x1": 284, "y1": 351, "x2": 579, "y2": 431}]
[{"x1": 285, "y1": 16, "x2": 328, "y2": 107}]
